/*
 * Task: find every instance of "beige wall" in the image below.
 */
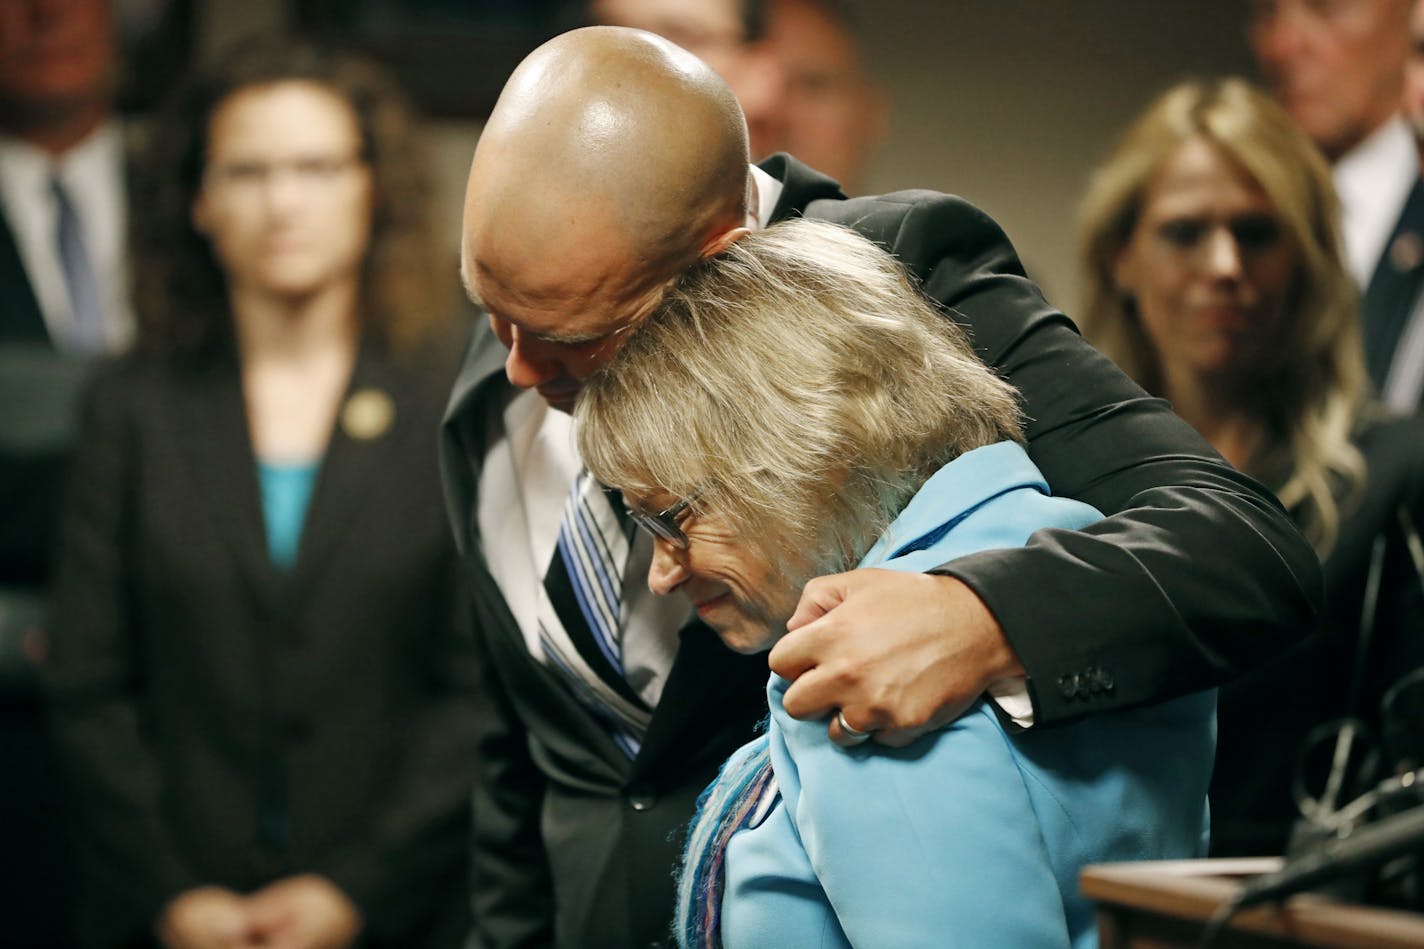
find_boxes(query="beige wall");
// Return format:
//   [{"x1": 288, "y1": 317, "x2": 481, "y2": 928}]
[
  {"x1": 196, "y1": 1, "x2": 1259, "y2": 312},
  {"x1": 853, "y1": 1, "x2": 1257, "y2": 309}
]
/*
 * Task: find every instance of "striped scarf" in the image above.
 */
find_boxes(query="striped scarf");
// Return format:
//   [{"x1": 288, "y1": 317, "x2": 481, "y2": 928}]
[{"x1": 673, "y1": 725, "x2": 776, "y2": 948}]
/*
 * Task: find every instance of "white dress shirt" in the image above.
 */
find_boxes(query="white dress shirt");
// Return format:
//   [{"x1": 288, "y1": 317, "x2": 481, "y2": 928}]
[
  {"x1": 1333, "y1": 115, "x2": 1418, "y2": 289},
  {"x1": 0, "y1": 121, "x2": 133, "y2": 353}
]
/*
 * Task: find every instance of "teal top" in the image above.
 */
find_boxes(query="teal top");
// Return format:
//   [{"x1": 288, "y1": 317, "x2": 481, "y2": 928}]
[
  {"x1": 714, "y1": 441, "x2": 1216, "y2": 948},
  {"x1": 256, "y1": 459, "x2": 319, "y2": 569}
]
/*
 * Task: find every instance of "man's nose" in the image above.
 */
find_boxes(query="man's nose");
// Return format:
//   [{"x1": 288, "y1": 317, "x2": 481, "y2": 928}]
[
  {"x1": 647, "y1": 537, "x2": 689, "y2": 596},
  {"x1": 503, "y1": 328, "x2": 560, "y2": 390}
]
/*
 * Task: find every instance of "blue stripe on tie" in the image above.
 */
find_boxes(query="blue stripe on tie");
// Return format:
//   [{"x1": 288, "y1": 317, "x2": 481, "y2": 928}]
[
  {"x1": 575, "y1": 491, "x2": 623, "y2": 607},
  {"x1": 556, "y1": 531, "x2": 622, "y2": 670},
  {"x1": 566, "y1": 505, "x2": 620, "y2": 634},
  {"x1": 574, "y1": 497, "x2": 622, "y2": 622}
]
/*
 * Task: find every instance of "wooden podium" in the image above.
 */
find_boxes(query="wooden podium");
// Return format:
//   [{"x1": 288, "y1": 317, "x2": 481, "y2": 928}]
[{"x1": 1082, "y1": 858, "x2": 1424, "y2": 948}]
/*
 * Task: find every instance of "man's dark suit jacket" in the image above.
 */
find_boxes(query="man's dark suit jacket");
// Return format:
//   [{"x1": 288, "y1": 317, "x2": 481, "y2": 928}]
[
  {"x1": 1362, "y1": 176, "x2": 1424, "y2": 407},
  {"x1": 0, "y1": 203, "x2": 77, "y2": 581},
  {"x1": 439, "y1": 155, "x2": 1322, "y2": 949},
  {"x1": 45, "y1": 338, "x2": 482, "y2": 949},
  {"x1": 0, "y1": 200, "x2": 93, "y2": 945}
]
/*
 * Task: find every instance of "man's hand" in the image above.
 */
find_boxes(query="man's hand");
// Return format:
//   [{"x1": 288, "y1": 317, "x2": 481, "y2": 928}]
[
  {"x1": 245, "y1": 875, "x2": 363, "y2": 949},
  {"x1": 770, "y1": 569, "x2": 1024, "y2": 747},
  {"x1": 156, "y1": 886, "x2": 253, "y2": 949}
]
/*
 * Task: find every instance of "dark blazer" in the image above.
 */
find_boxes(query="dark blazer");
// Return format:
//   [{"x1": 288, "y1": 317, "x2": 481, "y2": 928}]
[
  {"x1": 1362, "y1": 176, "x2": 1424, "y2": 403},
  {"x1": 45, "y1": 337, "x2": 481, "y2": 949},
  {"x1": 0, "y1": 204, "x2": 48, "y2": 346},
  {"x1": 1212, "y1": 412, "x2": 1424, "y2": 856},
  {"x1": 0, "y1": 203, "x2": 83, "y2": 582},
  {"x1": 439, "y1": 155, "x2": 1321, "y2": 948}
]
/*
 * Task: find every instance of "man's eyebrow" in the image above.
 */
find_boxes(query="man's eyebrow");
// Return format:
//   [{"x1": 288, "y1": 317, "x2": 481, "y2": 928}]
[{"x1": 527, "y1": 326, "x2": 607, "y2": 345}]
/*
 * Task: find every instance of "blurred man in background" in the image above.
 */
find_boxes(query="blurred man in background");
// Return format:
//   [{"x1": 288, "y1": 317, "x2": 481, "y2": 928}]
[
  {"x1": 0, "y1": 0, "x2": 130, "y2": 943},
  {"x1": 587, "y1": 0, "x2": 887, "y2": 193},
  {"x1": 1249, "y1": 0, "x2": 1423, "y2": 408},
  {"x1": 1385, "y1": 0, "x2": 1424, "y2": 408},
  {"x1": 588, "y1": 0, "x2": 785, "y2": 158},
  {"x1": 762, "y1": 0, "x2": 886, "y2": 193}
]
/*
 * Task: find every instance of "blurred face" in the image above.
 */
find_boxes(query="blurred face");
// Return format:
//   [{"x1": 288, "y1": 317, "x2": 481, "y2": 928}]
[
  {"x1": 1114, "y1": 137, "x2": 1299, "y2": 387},
  {"x1": 192, "y1": 82, "x2": 372, "y2": 304},
  {"x1": 1248, "y1": 0, "x2": 1410, "y2": 159},
  {"x1": 1407, "y1": 0, "x2": 1424, "y2": 149},
  {"x1": 764, "y1": 0, "x2": 885, "y2": 190},
  {"x1": 640, "y1": 491, "x2": 803, "y2": 654},
  {"x1": 589, "y1": 0, "x2": 784, "y2": 158},
  {"x1": 0, "y1": 0, "x2": 114, "y2": 123}
]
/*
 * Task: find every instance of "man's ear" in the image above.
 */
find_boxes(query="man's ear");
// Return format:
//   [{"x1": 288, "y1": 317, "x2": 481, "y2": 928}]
[{"x1": 699, "y1": 225, "x2": 751, "y2": 259}]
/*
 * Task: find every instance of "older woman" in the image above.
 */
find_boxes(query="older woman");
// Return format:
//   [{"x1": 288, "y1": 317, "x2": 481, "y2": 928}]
[
  {"x1": 1078, "y1": 78, "x2": 1424, "y2": 857},
  {"x1": 43, "y1": 41, "x2": 478, "y2": 948},
  {"x1": 575, "y1": 218, "x2": 1213, "y2": 948}
]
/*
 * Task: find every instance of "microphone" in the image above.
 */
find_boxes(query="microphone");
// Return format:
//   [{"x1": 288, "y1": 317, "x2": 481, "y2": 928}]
[{"x1": 1234, "y1": 801, "x2": 1424, "y2": 908}]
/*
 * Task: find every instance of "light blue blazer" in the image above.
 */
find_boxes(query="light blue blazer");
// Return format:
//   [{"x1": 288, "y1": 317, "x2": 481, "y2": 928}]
[{"x1": 718, "y1": 442, "x2": 1216, "y2": 948}]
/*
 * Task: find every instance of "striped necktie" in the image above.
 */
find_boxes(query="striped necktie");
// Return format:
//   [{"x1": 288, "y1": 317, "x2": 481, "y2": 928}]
[
  {"x1": 539, "y1": 469, "x2": 649, "y2": 757},
  {"x1": 51, "y1": 176, "x2": 107, "y2": 355}
]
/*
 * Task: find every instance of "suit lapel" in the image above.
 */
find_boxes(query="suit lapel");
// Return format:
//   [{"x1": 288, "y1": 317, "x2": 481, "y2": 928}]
[
  {"x1": 758, "y1": 153, "x2": 847, "y2": 225},
  {"x1": 441, "y1": 321, "x2": 509, "y2": 555},
  {"x1": 1363, "y1": 176, "x2": 1424, "y2": 389},
  {"x1": 286, "y1": 339, "x2": 405, "y2": 600},
  {"x1": 0, "y1": 206, "x2": 49, "y2": 346},
  {"x1": 172, "y1": 352, "x2": 278, "y2": 603}
]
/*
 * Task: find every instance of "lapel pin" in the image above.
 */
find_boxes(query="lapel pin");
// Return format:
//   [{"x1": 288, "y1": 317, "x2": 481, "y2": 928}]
[
  {"x1": 1390, "y1": 231, "x2": 1423, "y2": 273},
  {"x1": 341, "y1": 387, "x2": 395, "y2": 441}
]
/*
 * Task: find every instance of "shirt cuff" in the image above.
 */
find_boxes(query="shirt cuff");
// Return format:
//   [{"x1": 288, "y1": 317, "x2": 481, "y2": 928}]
[{"x1": 986, "y1": 675, "x2": 1034, "y2": 729}]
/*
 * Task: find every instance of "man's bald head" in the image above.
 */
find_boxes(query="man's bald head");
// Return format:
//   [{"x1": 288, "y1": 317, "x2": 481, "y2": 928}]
[
  {"x1": 462, "y1": 26, "x2": 754, "y2": 411},
  {"x1": 470, "y1": 27, "x2": 748, "y2": 269}
]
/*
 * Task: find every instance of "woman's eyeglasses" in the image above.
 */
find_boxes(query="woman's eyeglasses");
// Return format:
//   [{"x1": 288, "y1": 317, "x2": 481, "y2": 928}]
[{"x1": 625, "y1": 495, "x2": 697, "y2": 550}]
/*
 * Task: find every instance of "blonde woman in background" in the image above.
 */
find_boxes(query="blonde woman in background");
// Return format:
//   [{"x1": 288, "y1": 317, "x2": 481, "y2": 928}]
[{"x1": 1079, "y1": 77, "x2": 1424, "y2": 858}]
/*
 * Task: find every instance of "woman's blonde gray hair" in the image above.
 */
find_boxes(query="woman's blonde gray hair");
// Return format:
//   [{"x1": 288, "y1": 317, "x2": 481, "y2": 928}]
[
  {"x1": 576, "y1": 217, "x2": 1023, "y2": 575},
  {"x1": 1077, "y1": 77, "x2": 1366, "y2": 553}
]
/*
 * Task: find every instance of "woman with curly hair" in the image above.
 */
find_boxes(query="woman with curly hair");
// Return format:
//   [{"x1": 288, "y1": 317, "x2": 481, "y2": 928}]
[{"x1": 44, "y1": 40, "x2": 478, "y2": 948}]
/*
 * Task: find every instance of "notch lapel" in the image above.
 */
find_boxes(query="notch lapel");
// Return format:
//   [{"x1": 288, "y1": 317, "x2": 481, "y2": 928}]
[
  {"x1": 757, "y1": 153, "x2": 847, "y2": 226},
  {"x1": 285, "y1": 340, "x2": 404, "y2": 600},
  {"x1": 171, "y1": 354, "x2": 278, "y2": 604}
]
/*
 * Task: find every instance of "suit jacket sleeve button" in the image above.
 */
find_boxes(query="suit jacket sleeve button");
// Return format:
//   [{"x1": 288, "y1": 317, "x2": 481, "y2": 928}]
[{"x1": 1057, "y1": 674, "x2": 1081, "y2": 700}]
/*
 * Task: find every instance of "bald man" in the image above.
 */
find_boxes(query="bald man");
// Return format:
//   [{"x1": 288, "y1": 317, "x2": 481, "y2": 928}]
[{"x1": 443, "y1": 27, "x2": 1319, "y2": 948}]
